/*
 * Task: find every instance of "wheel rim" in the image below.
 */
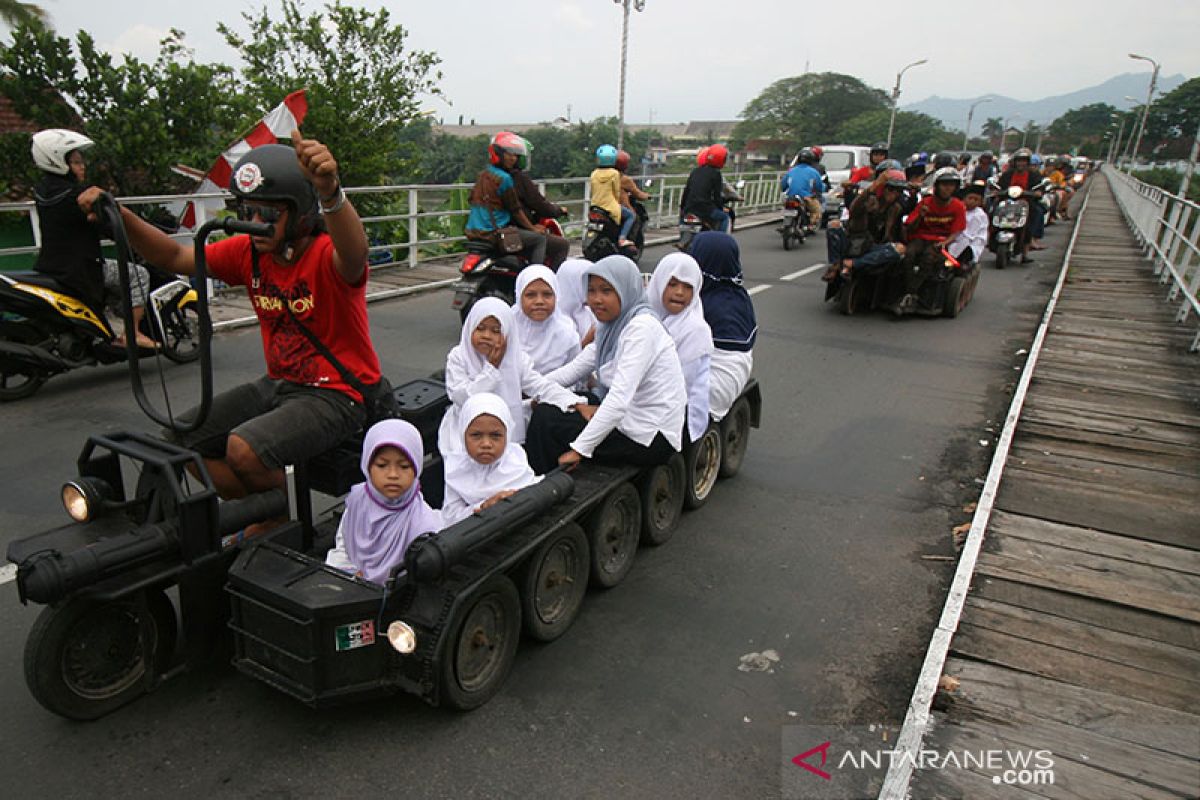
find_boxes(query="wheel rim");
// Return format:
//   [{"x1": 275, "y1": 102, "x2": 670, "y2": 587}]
[
  {"x1": 160, "y1": 306, "x2": 198, "y2": 359},
  {"x1": 533, "y1": 537, "x2": 583, "y2": 625},
  {"x1": 60, "y1": 602, "x2": 152, "y2": 700},
  {"x1": 692, "y1": 431, "x2": 721, "y2": 501},
  {"x1": 454, "y1": 593, "x2": 511, "y2": 693},
  {"x1": 598, "y1": 493, "x2": 638, "y2": 577},
  {"x1": 0, "y1": 367, "x2": 43, "y2": 398}
]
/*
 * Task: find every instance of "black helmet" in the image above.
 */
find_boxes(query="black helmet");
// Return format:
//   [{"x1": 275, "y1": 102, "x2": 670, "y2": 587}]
[
  {"x1": 229, "y1": 144, "x2": 319, "y2": 241},
  {"x1": 870, "y1": 142, "x2": 888, "y2": 155},
  {"x1": 933, "y1": 152, "x2": 955, "y2": 170},
  {"x1": 797, "y1": 147, "x2": 816, "y2": 164},
  {"x1": 875, "y1": 158, "x2": 904, "y2": 175}
]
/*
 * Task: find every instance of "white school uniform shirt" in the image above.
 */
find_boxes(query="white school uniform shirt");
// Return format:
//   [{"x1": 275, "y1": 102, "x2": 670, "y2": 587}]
[
  {"x1": 646, "y1": 252, "x2": 714, "y2": 443},
  {"x1": 551, "y1": 315, "x2": 687, "y2": 457},
  {"x1": 949, "y1": 206, "x2": 988, "y2": 262}
]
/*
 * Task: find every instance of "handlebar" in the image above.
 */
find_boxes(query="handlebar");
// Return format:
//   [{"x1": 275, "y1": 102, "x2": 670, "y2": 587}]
[{"x1": 220, "y1": 218, "x2": 274, "y2": 238}]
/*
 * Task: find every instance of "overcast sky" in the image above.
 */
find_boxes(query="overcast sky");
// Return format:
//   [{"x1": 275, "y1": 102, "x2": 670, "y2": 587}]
[{"x1": 17, "y1": 0, "x2": 1200, "y2": 124}]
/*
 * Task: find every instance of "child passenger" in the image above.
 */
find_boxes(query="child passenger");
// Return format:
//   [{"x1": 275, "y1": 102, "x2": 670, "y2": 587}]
[
  {"x1": 440, "y1": 297, "x2": 585, "y2": 454},
  {"x1": 687, "y1": 232, "x2": 757, "y2": 421},
  {"x1": 512, "y1": 265, "x2": 581, "y2": 375},
  {"x1": 325, "y1": 419, "x2": 442, "y2": 584},
  {"x1": 527, "y1": 255, "x2": 686, "y2": 474},
  {"x1": 948, "y1": 183, "x2": 988, "y2": 267},
  {"x1": 647, "y1": 252, "x2": 714, "y2": 443},
  {"x1": 441, "y1": 393, "x2": 541, "y2": 526}
]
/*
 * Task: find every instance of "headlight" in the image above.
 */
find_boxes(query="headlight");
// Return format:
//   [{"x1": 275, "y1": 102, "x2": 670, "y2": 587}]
[
  {"x1": 1008, "y1": 187, "x2": 1023, "y2": 199},
  {"x1": 387, "y1": 620, "x2": 417, "y2": 654},
  {"x1": 61, "y1": 478, "x2": 113, "y2": 522}
]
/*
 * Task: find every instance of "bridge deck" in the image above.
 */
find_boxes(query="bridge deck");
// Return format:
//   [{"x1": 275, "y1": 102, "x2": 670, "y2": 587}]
[{"x1": 910, "y1": 175, "x2": 1200, "y2": 798}]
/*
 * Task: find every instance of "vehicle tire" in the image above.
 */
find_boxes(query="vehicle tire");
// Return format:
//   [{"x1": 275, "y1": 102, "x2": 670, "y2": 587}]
[
  {"x1": 838, "y1": 277, "x2": 861, "y2": 316},
  {"x1": 585, "y1": 482, "x2": 641, "y2": 589},
  {"x1": 718, "y1": 397, "x2": 752, "y2": 479},
  {"x1": 943, "y1": 276, "x2": 965, "y2": 318},
  {"x1": 683, "y1": 425, "x2": 722, "y2": 510},
  {"x1": 638, "y1": 453, "x2": 685, "y2": 546},
  {"x1": 520, "y1": 523, "x2": 589, "y2": 642},
  {"x1": 995, "y1": 246, "x2": 1009, "y2": 270},
  {"x1": 782, "y1": 231, "x2": 793, "y2": 251},
  {"x1": 24, "y1": 589, "x2": 177, "y2": 721},
  {"x1": 439, "y1": 574, "x2": 521, "y2": 711},
  {"x1": 0, "y1": 323, "x2": 50, "y2": 401},
  {"x1": 158, "y1": 302, "x2": 201, "y2": 364}
]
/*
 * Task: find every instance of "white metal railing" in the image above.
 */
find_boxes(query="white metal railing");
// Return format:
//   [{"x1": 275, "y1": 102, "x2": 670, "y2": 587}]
[
  {"x1": 1104, "y1": 165, "x2": 1200, "y2": 352},
  {"x1": 0, "y1": 170, "x2": 786, "y2": 275}
]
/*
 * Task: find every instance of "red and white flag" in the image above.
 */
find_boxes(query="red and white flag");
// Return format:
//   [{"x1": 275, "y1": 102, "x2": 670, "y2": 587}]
[{"x1": 179, "y1": 89, "x2": 308, "y2": 229}]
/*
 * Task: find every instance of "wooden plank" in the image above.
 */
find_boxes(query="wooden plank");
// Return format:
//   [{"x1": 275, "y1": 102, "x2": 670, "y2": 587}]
[
  {"x1": 1018, "y1": 385, "x2": 1200, "y2": 433},
  {"x1": 976, "y1": 545, "x2": 1200, "y2": 622},
  {"x1": 1020, "y1": 420, "x2": 1198, "y2": 461},
  {"x1": 996, "y1": 469, "x2": 1200, "y2": 549},
  {"x1": 1027, "y1": 365, "x2": 1199, "y2": 405},
  {"x1": 1019, "y1": 404, "x2": 1200, "y2": 449},
  {"x1": 942, "y1": 657, "x2": 1200, "y2": 759},
  {"x1": 989, "y1": 510, "x2": 1200, "y2": 576},
  {"x1": 910, "y1": 759, "x2": 1045, "y2": 800},
  {"x1": 961, "y1": 596, "x2": 1200, "y2": 683},
  {"x1": 974, "y1": 576, "x2": 1200, "y2": 649},
  {"x1": 1004, "y1": 449, "x2": 1200, "y2": 505},
  {"x1": 1013, "y1": 436, "x2": 1200, "y2": 479},
  {"x1": 950, "y1": 622, "x2": 1199, "y2": 713}
]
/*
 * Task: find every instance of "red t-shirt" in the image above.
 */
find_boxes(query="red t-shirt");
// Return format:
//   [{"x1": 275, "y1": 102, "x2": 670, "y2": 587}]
[
  {"x1": 848, "y1": 166, "x2": 874, "y2": 183},
  {"x1": 904, "y1": 195, "x2": 967, "y2": 242},
  {"x1": 206, "y1": 234, "x2": 380, "y2": 402},
  {"x1": 1008, "y1": 170, "x2": 1030, "y2": 190}
]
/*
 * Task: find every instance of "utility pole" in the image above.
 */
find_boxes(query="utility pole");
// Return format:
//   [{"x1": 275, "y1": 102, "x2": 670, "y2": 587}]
[
  {"x1": 886, "y1": 58, "x2": 928, "y2": 150},
  {"x1": 613, "y1": 0, "x2": 646, "y2": 150},
  {"x1": 1179, "y1": 118, "x2": 1200, "y2": 200},
  {"x1": 1127, "y1": 53, "x2": 1160, "y2": 171},
  {"x1": 963, "y1": 98, "x2": 992, "y2": 152}
]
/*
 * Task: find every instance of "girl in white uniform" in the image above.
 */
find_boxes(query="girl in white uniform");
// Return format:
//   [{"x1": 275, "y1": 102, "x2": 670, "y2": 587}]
[
  {"x1": 688, "y1": 231, "x2": 757, "y2": 420},
  {"x1": 646, "y1": 252, "x2": 714, "y2": 444},
  {"x1": 511, "y1": 265, "x2": 581, "y2": 375},
  {"x1": 554, "y1": 258, "x2": 598, "y2": 344}
]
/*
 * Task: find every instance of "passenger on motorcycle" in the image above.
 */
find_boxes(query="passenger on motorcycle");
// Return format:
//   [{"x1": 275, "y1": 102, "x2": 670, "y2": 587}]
[
  {"x1": 616, "y1": 149, "x2": 650, "y2": 215},
  {"x1": 849, "y1": 142, "x2": 890, "y2": 184},
  {"x1": 823, "y1": 169, "x2": 908, "y2": 282},
  {"x1": 810, "y1": 146, "x2": 832, "y2": 192},
  {"x1": 590, "y1": 144, "x2": 637, "y2": 250},
  {"x1": 30, "y1": 129, "x2": 159, "y2": 350},
  {"x1": 997, "y1": 148, "x2": 1044, "y2": 260},
  {"x1": 779, "y1": 148, "x2": 823, "y2": 229},
  {"x1": 466, "y1": 132, "x2": 551, "y2": 265},
  {"x1": 1045, "y1": 157, "x2": 1073, "y2": 222},
  {"x1": 78, "y1": 134, "x2": 379, "y2": 515},
  {"x1": 889, "y1": 167, "x2": 966, "y2": 315},
  {"x1": 948, "y1": 183, "x2": 988, "y2": 267},
  {"x1": 970, "y1": 151, "x2": 997, "y2": 182},
  {"x1": 681, "y1": 144, "x2": 732, "y2": 233},
  {"x1": 505, "y1": 136, "x2": 570, "y2": 268}
]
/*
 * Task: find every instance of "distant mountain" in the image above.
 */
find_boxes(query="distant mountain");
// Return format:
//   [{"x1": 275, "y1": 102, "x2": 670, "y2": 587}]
[{"x1": 903, "y1": 72, "x2": 1189, "y2": 130}]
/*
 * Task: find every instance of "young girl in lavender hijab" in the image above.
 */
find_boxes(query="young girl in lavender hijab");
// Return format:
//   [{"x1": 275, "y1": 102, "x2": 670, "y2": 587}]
[
  {"x1": 646, "y1": 252, "x2": 714, "y2": 444},
  {"x1": 325, "y1": 419, "x2": 441, "y2": 584}
]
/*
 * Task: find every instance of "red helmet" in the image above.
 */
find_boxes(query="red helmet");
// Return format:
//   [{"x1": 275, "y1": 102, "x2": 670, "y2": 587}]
[
  {"x1": 704, "y1": 144, "x2": 728, "y2": 168},
  {"x1": 811, "y1": 146, "x2": 824, "y2": 161},
  {"x1": 695, "y1": 146, "x2": 709, "y2": 166},
  {"x1": 615, "y1": 149, "x2": 631, "y2": 172},
  {"x1": 487, "y1": 131, "x2": 527, "y2": 166}
]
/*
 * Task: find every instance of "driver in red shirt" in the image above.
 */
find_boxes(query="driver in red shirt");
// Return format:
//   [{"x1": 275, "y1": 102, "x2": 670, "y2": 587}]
[{"x1": 890, "y1": 167, "x2": 966, "y2": 315}]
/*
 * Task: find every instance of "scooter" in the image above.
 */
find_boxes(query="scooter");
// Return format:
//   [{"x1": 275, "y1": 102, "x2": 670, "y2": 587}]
[
  {"x1": 0, "y1": 251, "x2": 200, "y2": 401},
  {"x1": 582, "y1": 204, "x2": 641, "y2": 264},
  {"x1": 988, "y1": 177, "x2": 1050, "y2": 269},
  {"x1": 779, "y1": 195, "x2": 814, "y2": 250},
  {"x1": 450, "y1": 217, "x2": 564, "y2": 322}
]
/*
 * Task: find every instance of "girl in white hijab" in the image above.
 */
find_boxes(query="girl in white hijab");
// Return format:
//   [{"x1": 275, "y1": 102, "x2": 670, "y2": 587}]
[
  {"x1": 647, "y1": 252, "x2": 714, "y2": 443},
  {"x1": 511, "y1": 265, "x2": 581, "y2": 375},
  {"x1": 440, "y1": 297, "x2": 585, "y2": 454},
  {"x1": 441, "y1": 393, "x2": 541, "y2": 526},
  {"x1": 553, "y1": 258, "x2": 598, "y2": 344}
]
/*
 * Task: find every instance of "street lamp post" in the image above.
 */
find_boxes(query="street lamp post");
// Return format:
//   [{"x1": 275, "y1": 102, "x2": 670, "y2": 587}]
[
  {"x1": 886, "y1": 58, "x2": 928, "y2": 150},
  {"x1": 613, "y1": 0, "x2": 646, "y2": 151},
  {"x1": 1109, "y1": 115, "x2": 1127, "y2": 165},
  {"x1": 1127, "y1": 53, "x2": 1160, "y2": 172},
  {"x1": 1000, "y1": 114, "x2": 1021, "y2": 156},
  {"x1": 963, "y1": 97, "x2": 992, "y2": 151},
  {"x1": 1179, "y1": 118, "x2": 1200, "y2": 200}
]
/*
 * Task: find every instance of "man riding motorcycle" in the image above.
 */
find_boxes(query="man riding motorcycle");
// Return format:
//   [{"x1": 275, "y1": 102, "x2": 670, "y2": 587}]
[
  {"x1": 823, "y1": 168, "x2": 908, "y2": 283},
  {"x1": 889, "y1": 167, "x2": 966, "y2": 315},
  {"x1": 505, "y1": 135, "x2": 569, "y2": 268},
  {"x1": 466, "y1": 132, "x2": 551, "y2": 266},
  {"x1": 681, "y1": 144, "x2": 731, "y2": 233},
  {"x1": 849, "y1": 142, "x2": 890, "y2": 184},
  {"x1": 997, "y1": 147, "x2": 1044, "y2": 261},
  {"x1": 779, "y1": 148, "x2": 824, "y2": 230}
]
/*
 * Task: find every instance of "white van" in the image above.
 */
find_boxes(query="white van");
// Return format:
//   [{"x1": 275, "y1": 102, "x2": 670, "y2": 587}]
[{"x1": 815, "y1": 144, "x2": 873, "y2": 225}]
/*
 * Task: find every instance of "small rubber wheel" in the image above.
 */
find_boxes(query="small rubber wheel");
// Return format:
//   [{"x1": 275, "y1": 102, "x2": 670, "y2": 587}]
[
  {"x1": 158, "y1": 302, "x2": 200, "y2": 364},
  {"x1": 684, "y1": 425, "x2": 722, "y2": 510},
  {"x1": 995, "y1": 247, "x2": 1009, "y2": 270},
  {"x1": 585, "y1": 482, "x2": 642, "y2": 589},
  {"x1": 782, "y1": 231, "x2": 793, "y2": 251},
  {"x1": 520, "y1": 523, "x2": 589, "y2": 642},
  {"x1": 718, "y1": 397, "x2": 752, "y2": 479},
  {"x1": 838, "y1": 276, "x2": 864, "y2": 316},
  {"x1": 638, "y1": 453, "x2": 685, "y2": 546},
  {"x1": 440, "y1": 574, "x2": 521, "y2": 711},
  {"x1": 24, "y1": 589, "x2": 176, "y2": 721},
  {"x1": 943, "y1": 276, "x2": 965, "y2": 318}
]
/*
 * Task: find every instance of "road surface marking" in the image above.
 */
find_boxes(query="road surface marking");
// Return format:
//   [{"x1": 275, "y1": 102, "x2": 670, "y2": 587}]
[
  {"x1": 0, "y1": 564, "x2": 16, "y2": 586},
  {"x1": 747, "y1": 285, "x2": 771, "y2": 296},
  {"x1": 781, "y1": 263, "x2": 826, "y2": 281}
]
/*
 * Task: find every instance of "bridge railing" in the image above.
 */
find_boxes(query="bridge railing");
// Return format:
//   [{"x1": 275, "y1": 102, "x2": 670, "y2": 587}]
[
  {"x1": 1104, "y1": 165, "x2": 1200, "y2": 352},
  {"x1": 0, "y1": 170, "x2": 786, "y2": 275}
]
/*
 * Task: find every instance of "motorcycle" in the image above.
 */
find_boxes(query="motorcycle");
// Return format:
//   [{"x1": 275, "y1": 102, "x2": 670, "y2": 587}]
[
  {"x1": 779, "y1": 195, "x2": 815, "y2": 250},
  {"x1": 722, "y1": 179, "x2": 744, "y2": 232},
  {"x1": 987, "y1": 177, "x2": 1050, "y2": 269},
  {"x1": 450, "y1": 217, "x2": 564, "y2": 322},
  {"x1": 0, "y1": 253, "x2": 200, "y2": 401},
  {"x1": 582, "y1": 203, "x2": 642, "y2": 264}
]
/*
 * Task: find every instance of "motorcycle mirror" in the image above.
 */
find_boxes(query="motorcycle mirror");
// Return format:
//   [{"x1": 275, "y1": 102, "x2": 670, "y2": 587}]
[
  {"x1": 643, "y1": 179, "x2": 653, "y2": 188},
  {"x1": 735, "y1": 179, "x2": 746, "y2": 189}
]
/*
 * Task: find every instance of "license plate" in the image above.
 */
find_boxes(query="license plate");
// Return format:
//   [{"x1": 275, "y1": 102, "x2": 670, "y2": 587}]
[
  {"x1": 587, "y1": 222, "x2": 604, "y2": 231},
  {"x1": 783, "y1": 209, "x2": 799, "y2": 217},
  {"x1": 334, "y1": 619, "x2": 376, "y2": 651}
]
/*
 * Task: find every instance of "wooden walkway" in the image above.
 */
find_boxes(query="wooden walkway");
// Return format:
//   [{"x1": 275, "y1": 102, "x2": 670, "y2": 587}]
[{"x1": 909, "y1": 176, "x2": 1200, "y2": 799}]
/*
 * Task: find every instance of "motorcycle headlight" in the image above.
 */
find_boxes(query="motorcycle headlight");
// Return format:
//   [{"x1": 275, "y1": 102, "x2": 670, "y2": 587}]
[
  {"x1": 386, "y1": 620, "x2": 417, "y2": 654},
  {"x1": 1008, "y1": 187, "x2": 1023, "y2": 199},
  {"x1": 61, "y1": 477, "x2": 114, "y2": 522}
]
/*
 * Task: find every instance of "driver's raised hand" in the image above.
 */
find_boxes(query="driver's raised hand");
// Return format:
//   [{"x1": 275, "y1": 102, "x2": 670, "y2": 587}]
[
  {"x1": 76, "y1": 186, "x2": 105, "y2": 222},
  {"x1": 291, "y1": 128, "x2": 339, "y2": 198}
]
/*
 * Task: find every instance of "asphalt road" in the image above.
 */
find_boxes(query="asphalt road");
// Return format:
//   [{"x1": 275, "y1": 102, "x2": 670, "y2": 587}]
[{"x1": 0, "y1": 215, "x2": 1073, "y2": 798}]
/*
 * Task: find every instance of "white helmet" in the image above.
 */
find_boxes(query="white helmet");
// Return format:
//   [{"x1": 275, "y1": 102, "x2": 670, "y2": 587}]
[
  {"x1": 31, "y1": 129, "x2": 94, "y2": 175},
  {"x1": 932, "y1": 166, "x2": 962, "y2": 187}
]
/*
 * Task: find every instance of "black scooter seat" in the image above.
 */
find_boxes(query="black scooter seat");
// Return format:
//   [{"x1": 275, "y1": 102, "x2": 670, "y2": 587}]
[{"x1": 5, "y1": 270, "x2": 76, "y2": 293}]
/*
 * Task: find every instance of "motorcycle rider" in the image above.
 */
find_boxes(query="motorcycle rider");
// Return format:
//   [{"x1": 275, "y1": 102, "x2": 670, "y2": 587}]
[
  {"x1": 466, "y1": 132, "x2": 550, "y2": 265},
  {"x1": 810, "y1": 146, "x2": 832, "y2": 192},
  {"x1": 971, "y1": 151, "x2": 997, "y2": 182},
  {"x1": 30, "y1": 129, "x2": 158, "y2": 350},
  {"x1": 1045, "y1": 157, "x2": 1073, "y2": 222},
  {"x1": 889, "y1": 167, "x2": 966, "y2": 315},
  {"x1": 506, "y1": 136, "x2": 570, "y2": 268},
  {"x1": 616, "y1": 148, "x2": 650, "y2": 242},
  {"x1": 590, "y1": 144, "x2": 636, "y2": 251},
  {"x1": 779, "y1": 148, "x2": 824, "y2": 230},
  {"x1": 823, "y1": 168, "x2": 908, "y2": 282},
  {"x1": 681, "y1": 144, "x2": 731, "y2": 233},
  {"x1": 78, "y1": 133, "x2": 380, "y2": 519},
  {"x1": 849, "y1": 142, "x2": 890, "y2": 184},
  {"x1": 997, "y1": 147, "x2": 1044, "y2": 260}
]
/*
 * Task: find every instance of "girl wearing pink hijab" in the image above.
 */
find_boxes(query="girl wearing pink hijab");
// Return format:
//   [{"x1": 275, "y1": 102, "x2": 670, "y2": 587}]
[{"x1": 325, "y1": 419, "x2": 442, "y2": 584}]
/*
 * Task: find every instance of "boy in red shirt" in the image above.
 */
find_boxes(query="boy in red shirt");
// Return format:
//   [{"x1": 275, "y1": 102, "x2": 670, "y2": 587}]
[{"x1": 892, "y1": 167, "x2": 966, "y2": 314}]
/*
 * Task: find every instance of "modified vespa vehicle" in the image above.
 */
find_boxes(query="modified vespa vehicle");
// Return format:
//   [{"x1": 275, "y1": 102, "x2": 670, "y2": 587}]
[{"x1": 7, "y1": 197, "x2": 764, "y2": 719}]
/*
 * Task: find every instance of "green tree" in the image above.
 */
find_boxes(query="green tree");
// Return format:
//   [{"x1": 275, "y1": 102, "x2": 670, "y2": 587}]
[
  {"x1": 219, "y1": 0, "x2": 443, "y2": 188},
  {"x1": 1144, "y1": 77, "x2": 1200, "y2": 159},
  {"x1": 1046, "y1": 102, "x2": 1117, "y2": 149},
  {"x1": 835, "y1": 109, "x2": 955, "y2": 158},
  {"x1": 980, "y1": 116, "x2": 1003, "y2": 140},
  {"x1": 733, "y1": 72, "x2": 888, "y2": 152},
  {"x1": 0, "y1": 0, "x2": 48, "y2": 31},
  {"x1": 0, "y1": 23, "x2": 250, "y2": 196}
]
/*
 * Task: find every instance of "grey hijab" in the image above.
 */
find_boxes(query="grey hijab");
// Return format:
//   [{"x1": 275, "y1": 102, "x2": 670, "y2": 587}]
[{"x1": 585, "y1": 255, "x2": 652, "y2": 375}]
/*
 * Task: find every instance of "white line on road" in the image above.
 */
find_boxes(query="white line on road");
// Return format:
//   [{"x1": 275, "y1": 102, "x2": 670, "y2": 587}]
[
  {"x1": 747, "y1": 285, "x2": 771, "y2": 296},
  {"x1": 0, "y1": 563, "x2": 16, "y2": 586},
  {"x1": 781, "y1": 263, "x2": 827, "y2": 281}
]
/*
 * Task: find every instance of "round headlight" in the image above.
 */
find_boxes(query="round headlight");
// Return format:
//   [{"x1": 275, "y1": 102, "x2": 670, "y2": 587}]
[
  {"x1": 62, "y1": 482, "x2": 91, "y2": 522},
  {"x1": 386, "y1": 620, "x2": 417, "y2": 654},
  {"x1": 61, "y1": 477, "x2": 113, "y2": 523},
  {"x1": 1008, "y1": 186, "x2": 1023, "y2": 199}
]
